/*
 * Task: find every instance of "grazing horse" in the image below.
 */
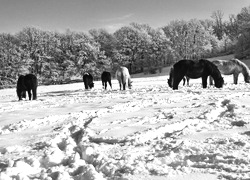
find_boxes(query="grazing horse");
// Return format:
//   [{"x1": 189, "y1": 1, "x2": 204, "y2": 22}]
[
  {"x1": 16, "y1": 74, "x2": 38, "y2": 100},
  {"x1": 101, "y1": 71, "x2": 112, "y2": 90},
  {"x1": 115, "y1": 66, "x2": 132, "y2": 90},
  {"x1": 171, "y1": 59, "x2": 224, "y2": 90},
  {"x1": 83, "y1": 73, "x2": 94, "y2": 89},
  {"x1": 211, "y1": 59, "x2": 250, "y2": 84},
  {"x1": 168, "y1": 67, "x2": 190, "y2": 88}
]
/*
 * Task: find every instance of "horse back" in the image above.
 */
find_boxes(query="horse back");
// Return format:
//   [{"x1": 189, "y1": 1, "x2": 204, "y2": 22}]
[
  {"x1": 174, "y1": 60, "x2": 202, "y2": 78},
  {"x1": 24, "y1": 74, "x2": 38, "y2": 89},
  {"x1": 101, "y1": 71, "x2": 111, "y2": 82},
  {"x1": 116, "y1": 67, "x2": 129, "y2": 81}
]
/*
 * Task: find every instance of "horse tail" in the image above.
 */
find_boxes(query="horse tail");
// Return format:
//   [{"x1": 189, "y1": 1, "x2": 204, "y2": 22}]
[
  {"x1": 116, "y1": 67, "x2": 123, "y2": 89},
  {"x1": 116, "y1": 66, "x2": 131, "y2": 90},
  {"x1": 121, "y1": 71, "x2": 125, "y2": 85}
]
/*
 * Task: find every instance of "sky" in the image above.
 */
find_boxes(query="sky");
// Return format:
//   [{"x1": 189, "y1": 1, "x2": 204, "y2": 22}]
[{"x1": 0, "y1": 0, "x2": 249, "y2": 34}]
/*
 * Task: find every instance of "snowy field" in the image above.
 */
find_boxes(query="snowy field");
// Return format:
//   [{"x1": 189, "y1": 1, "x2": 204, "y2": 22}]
[{"x1": 1, "y1": 72, "x2": 250, "y2": 180}]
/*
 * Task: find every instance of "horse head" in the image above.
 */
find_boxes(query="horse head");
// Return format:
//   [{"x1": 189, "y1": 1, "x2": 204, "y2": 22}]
[
  {"x1": 214, "y1": 77, "x2": 224, "y2": 88},
  {"x1": 245, "y1": 77, "x2": 250, "y2": 83},
  {"x1": 168, "y1": 67, "x2": 174, "y2": 88},
  {"x1": 128, "y1": 80, "x2": 132, "y2": 89},
  {"x1": 242, "y1": 71, "x2": 250, "y2": 83},
  {"x1": 89, "y1": 82, "x2": 94, "y2": 89},
  {"x1": 167, "y1": 78, "x2": 173, "y2": 88},
  {"x1": 205, "y1": 59, "x2": 224, "y2": 88}
]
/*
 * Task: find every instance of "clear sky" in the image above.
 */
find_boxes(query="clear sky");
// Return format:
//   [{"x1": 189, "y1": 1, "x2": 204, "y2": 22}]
[{"x1": 0, "y1": 0, "x2": 249, "y2": 34}]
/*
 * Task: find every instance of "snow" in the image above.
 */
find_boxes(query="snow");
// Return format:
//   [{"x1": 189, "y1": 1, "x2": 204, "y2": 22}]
[{"x1": 1, "y1": 72, "x2": 250, "y2": 180}]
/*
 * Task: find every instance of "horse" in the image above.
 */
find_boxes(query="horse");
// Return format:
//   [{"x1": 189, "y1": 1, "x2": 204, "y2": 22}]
[
  {"x1": 115, "y1": 66, "x2": 132, "y2": 90},
  {"x1": 168, "y1": 67, "x2": 190, "y2": 88},
  {"x1": 83, "y1": 73, "x2": 94, "y2": 89},
  {"x1": 101, "y1": 71, "x2": 112, "y2": 90},
  {"x1": 16, "y1": 74, "x2": 38, "y2": 100},
  {"x1": 171, "y1": 59, "x2": 224, "y2": 90},
  {"x1": 211, "y1": 59, "x2": 250, "y2": 84}
]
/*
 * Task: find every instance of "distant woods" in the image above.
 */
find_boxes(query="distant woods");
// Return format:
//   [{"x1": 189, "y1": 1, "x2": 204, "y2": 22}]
[{"x1": 1, "y1": 5, "x2": 250, "y2": 88}]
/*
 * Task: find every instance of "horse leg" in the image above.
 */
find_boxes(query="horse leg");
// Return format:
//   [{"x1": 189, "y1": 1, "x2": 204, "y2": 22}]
[
  {"x1": 102, "y1": 81, "x2": 105, "y2": 89},
  {"x1": 27, "y1": 90, "x2": 32, "y2": 100},
  {"x1": 104, "y1": 82, "x2": 107, "y2": 90},
  {"x1": 202, "y1": 76, "x2": 208, "y2": 88},
  {"x1": 84, "y1": 82, "x2": 88, "y2": 89},
  {"x1": 173, "y1": 75, "x2": 183, "y2": 90},
  {"x1": 18, "y1": 91, "x2": 23, "y2": 101},
  {"x1": 32, "y1": 88, "x2": 37, "y2": 100},
  {"x1": 119, "y1": 82, "x2": 122, "y2": 90},
  {"x1": 233, "y1": 73, "x2": 239, "y2": 84},
  {"x1": 187, "y1": 77, "x2": 190, "y2": 86},
  {"x1": 123, "y1": 83, "x2": 126, "y2": 90},
  {"x1": 209, "y1": 76, "x2": 214, "y2": 85},
  {"x1": 22, "y1": 91, "x2": 26, "y2": 99},
  {"x1": 183, "y1": 77, "x2": 186, "y2": 86},
  {"x1": 108, "y1": 80, "x2": 112, "y2": 89}
]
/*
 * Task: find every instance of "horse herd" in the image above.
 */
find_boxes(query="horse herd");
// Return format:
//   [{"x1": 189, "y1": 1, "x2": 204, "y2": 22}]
[
  {"x1": 15, "y1": 58, "x2": 250, "y2": 100},
  {"x1": 168, "y1": 58, "x2": 250, "y2": 90},
  {"x1": 82, "y1": 66, "x2": 132, "y2": 91},
  {"x1": 16, "y1": 66, "x2": 133, "y2": 101}
]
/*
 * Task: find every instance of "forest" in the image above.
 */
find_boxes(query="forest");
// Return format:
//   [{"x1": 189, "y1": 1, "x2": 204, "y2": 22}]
[{"x1": 0, "y1": 5, "x2": 250, "y2": 88}]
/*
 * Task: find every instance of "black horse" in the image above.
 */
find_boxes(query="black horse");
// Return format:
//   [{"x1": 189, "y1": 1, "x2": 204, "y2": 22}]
[
  {"x1": 16, "y1": 74, "x2": 38, "y2": 100},
  {"x1": 170, "y1": 59, "x2": 224, "y2": 90},
  {"x1": 101, "y1": 71, "x2": 112, "y2": 90},
  {"x1": 83, "y1": 73, "x2": 94, "y2": 89},
  {"x1": 168, "y1": 67, "x2": 190, "y2": 88}
]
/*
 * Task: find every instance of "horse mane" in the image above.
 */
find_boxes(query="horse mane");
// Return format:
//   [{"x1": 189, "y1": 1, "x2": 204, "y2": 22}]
[
  {"x1": 201, "y1": 59, "x2": 222, "y2": 79},
  {"x1": 169, "y1": 67, "x2": 173, "y2": 78},
  {"x1": 231, "y1": 59, "x2": 250, "y2": 79}
]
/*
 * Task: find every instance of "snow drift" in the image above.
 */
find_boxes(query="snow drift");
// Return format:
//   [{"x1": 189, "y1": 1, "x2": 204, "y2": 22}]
[{"x1": 0, "y1": 74, "x2": 250, "y2": 180}]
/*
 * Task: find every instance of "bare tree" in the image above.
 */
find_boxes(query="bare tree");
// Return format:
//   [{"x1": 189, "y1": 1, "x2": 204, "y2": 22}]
[{"x1": 211, "y1": 10, "x2": 224, "y2": 40}]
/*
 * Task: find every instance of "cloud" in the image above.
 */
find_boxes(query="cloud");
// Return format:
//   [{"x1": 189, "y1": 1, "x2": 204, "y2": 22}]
[
  {"x1": 99, "y1": 13, "x2": 134, "y2": 23},
  {"x1": 104, "y1": 23, "x2": 125, "y2": 33}
]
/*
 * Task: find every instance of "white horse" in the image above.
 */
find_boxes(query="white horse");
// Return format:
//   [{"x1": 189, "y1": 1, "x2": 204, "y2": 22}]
[
  {"x1": 211, "y1": 59, "x2": 250, "y2": 84},
  {"x1": 115, "y1": 66, "x2": 132, "y2": 90}
]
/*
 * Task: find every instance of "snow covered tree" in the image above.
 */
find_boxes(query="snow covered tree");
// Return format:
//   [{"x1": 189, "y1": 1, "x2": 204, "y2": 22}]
[{"x1": 235, "y1": 6, "x2": 250, "y2": 59}]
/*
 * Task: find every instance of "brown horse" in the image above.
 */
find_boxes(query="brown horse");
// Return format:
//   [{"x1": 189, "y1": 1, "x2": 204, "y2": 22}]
[
  {"x1": 115, "y1": 66, "x2": 132, "y2": 90},
  {"x1": 16, "y1": 74, "x2": 38, "y2": 100},
  {"x1": 211, "y1": 59, "x2": 250, "y2": 84},
  {"x1": 170, "y1": 59, "x2": 224, "y2": 90},
  {"x1": 101, "y1": 71, "x2": 112, "y2": 90}
]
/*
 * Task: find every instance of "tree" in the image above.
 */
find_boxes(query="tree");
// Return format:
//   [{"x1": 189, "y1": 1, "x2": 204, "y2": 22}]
[
  {"x1": 89, "y1": 29, "x2": 117, "y2": 72},
  {"x1": 114, "y1": 25, "x2": 149, "y2": 72},
  {"x1": 224, "y1": 14, "x2": 239, "y2": 41},
  {"x1": 162, "y1": 19, "x2": 215, "y2": 62},
  {"x1": 0, "y1": 33, "x2": 22, "y2": 86},
  {"x1": 16, "y1": 27, "x2": 46, "y2": 75},
  {"x1": 235, "y1": 6, "x2": 250, "y2": 59},
  {"x1": 211, "y1": 10, "x2": 225, "y2": 40}
]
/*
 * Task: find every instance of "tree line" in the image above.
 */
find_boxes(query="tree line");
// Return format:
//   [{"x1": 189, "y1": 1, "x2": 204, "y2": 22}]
[{"x1": 0, "y1": 5, "x2": 250, "y2": 88}]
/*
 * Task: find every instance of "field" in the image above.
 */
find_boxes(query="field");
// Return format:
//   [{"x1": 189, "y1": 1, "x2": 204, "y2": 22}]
[{"x1": 1, "y1": 56, "x2": 250, "y2": 180}]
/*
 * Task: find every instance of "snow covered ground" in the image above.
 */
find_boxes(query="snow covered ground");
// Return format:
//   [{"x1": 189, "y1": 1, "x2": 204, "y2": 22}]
[{"x1": 1, "y1": 71, "x2": 250, "y2": 180}]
